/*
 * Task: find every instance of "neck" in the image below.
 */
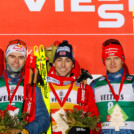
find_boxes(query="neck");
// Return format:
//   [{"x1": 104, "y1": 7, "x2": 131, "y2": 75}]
[
  {"x1": 7, "y1": 69, "x2": 21, "y2": 78},
  {"x1": 56, "y1": 72, "x2": 71, "y2": 78}
]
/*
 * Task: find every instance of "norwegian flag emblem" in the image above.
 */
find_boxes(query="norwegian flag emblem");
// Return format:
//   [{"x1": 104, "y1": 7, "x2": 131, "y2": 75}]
[{"x1": 60, "y1": 51, "x2": 66, "y2": 55}]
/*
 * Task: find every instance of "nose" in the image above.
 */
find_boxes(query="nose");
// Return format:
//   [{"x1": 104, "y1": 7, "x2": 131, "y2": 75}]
[
  {"x1": 61, "y1": 61, "x2": 66, "y2": 67},
  {"x1": 110, "y1": 59, "x2": 115, "y2": 65},
  {"x1": 14, "y1": 57, "x2": 19, "y2": 63}
]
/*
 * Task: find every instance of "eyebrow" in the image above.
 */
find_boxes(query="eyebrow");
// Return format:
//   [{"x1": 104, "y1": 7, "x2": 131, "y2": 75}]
[{"x1": 9, "y1": 54, "x2": 24, "y2": 58}]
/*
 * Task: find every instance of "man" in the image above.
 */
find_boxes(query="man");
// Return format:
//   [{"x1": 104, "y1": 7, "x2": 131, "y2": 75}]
[
  {"x1": 47, "y1": 40, "x2": 100, "y2": 134},
  {"x1": 0, "y1": 39, "x2": 50, "y2": 134},
  {"x1": 90, "y1": 39, "x2": 134, "y2": 134}
]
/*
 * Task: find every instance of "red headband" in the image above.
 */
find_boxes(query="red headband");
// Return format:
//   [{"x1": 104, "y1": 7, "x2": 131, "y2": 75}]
[{"x1": 102, "y1": 44, "x2": 125, "y2": 64}]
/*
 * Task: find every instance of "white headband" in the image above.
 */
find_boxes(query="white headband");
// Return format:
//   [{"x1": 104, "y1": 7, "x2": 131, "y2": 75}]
[{"x1": 5, "y1": 44, "x2": 26, "y2": 59}]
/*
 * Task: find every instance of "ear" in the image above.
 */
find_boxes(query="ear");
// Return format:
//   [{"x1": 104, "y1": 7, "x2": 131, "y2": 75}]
[
  {"x1": 53, "y1": 63, "x2": 55, "y2": 67},
  {"x1": 72, "y1": 64, "x2": 74, "y2": 68}
]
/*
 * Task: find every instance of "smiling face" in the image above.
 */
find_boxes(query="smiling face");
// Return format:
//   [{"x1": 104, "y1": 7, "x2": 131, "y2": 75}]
[
  {"x1": 53, "y1": 57, "x2": 74, "y2": 77},
  {"x1": 105, "y1": 56, "x2": 123, "y2": 74},
  {"x1": 7, "y1": 52, "x2": 25, "y2": 72}
]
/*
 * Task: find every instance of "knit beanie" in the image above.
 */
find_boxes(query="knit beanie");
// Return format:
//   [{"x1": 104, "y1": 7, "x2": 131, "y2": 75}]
[
  {"x1": 53, "y1": 40, "x2": 75, "y2": 63},
  {"x1": 5, "y1": 40, "x2": 27, "y2": 60},
  {"x1": 102, "y1": 43, "x2": 125, "y2": 64},
  {"x1": 5, "y1": 39, "x2": 27, "y2": 74}
]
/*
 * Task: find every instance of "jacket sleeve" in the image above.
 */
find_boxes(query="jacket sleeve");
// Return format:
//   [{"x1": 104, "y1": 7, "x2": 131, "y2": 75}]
[
  {"x1": 86, "y1": 85, "x2": 101, "y2": 134},
  {"x1": 86, "y1": 85, "x2": 99, "y2": 116},
  {"x1": 24, "y1": 86, "x2": 50, "y2": 134}
]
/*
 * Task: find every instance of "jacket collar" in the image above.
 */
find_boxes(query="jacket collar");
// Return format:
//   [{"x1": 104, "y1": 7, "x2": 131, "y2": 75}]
[
  {"x1": 106, "y1": 68, "x2": 124, "y2": 82},
  {"x1": 47, "y1": 60, "x2": 80, "y2": 85}
]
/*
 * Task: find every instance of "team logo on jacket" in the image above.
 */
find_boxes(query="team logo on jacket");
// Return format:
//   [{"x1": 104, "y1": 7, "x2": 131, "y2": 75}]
[{"x1": 7, "y1": 78, "x2": 11, "y2": 84}]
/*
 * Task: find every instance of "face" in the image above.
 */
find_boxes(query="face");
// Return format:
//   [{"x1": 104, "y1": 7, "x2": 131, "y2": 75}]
[
  {"x1": 7, "y1": 52, "x2": 25, "y2": 70},
  {"x1": 105, "y1": 56, "x2": 123, "y2": 73},
  {"x1": 53, "y1": 57, "x2": 74, "y2": 77}
]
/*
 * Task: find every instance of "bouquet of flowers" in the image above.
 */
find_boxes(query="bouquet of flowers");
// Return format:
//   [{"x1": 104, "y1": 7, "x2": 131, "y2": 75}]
[
  {"x1": 61, "y1": 105, "x2": 100, "y2": 134},
  {"x1": 0, "y1": 110, "x2": 27, "y2": 134}
]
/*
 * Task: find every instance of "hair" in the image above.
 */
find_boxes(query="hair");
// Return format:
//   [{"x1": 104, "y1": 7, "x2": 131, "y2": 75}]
[{"x1": 103, "y1": 39, "x2": 123, "y2": 49}]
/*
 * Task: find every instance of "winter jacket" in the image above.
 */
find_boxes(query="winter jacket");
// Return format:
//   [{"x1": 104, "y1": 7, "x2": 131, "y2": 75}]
[
  {"x1": 47, "y1": 61, "x2": 100, "y2": 134},
  {"x1": 0, "y1": 70, "x2": 50, "y2": 134},
  {"x1": 90, "y1": 68, "x2": 134, "y2": 134}
]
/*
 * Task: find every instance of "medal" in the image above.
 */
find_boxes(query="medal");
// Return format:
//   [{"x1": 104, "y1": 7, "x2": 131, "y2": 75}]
[
  {"x1": 4, "y1": 70, "x2": 23, "y2": 116},
  {"x1": 108, "y1": 103, "x2": 128, "y2": 131},
  {"x1": 106, "y1": 70, "x2": 127, "y2": 131},
  {"x1": 6, "y1": 105, "x2": 19, "y2": 117},
  {"x1": 52, "y1": 108, "x2": 69, "y2": 134}
]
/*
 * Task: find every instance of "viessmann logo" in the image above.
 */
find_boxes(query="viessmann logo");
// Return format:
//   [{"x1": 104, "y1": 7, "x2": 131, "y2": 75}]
[{"x1": 24, "y1": 0, "x2": 133, "y2": 28}]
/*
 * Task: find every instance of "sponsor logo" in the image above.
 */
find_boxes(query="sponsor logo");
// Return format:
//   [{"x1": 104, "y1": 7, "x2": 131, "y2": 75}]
[
  {"x1": 13, "y1": 44, "x2": 25, "y2": 52},
  {"x1": 57, "y1": 46, "x2": 70, "y2": 53},
  {"x1": 0, "y1": 95, "x2": 24, "y2": 102},
  {"x1": 108, "y1": 53, "x2": 115, "y2": 56},
  {"x1": 101, "y1": 94, "x2": 124, "y2": 101},
  {"x1": 24, "y1": 0, "x2": 133, "y2": 29},
  {"x1": 105, "y1": 48, "x2": 118, "y2": 51},
  {"x1": 51, "y1": 97, "x2": 71, "y2": 102},
  {"x1": 76, "y1": 128, "x2": 86, "y2": 132}
]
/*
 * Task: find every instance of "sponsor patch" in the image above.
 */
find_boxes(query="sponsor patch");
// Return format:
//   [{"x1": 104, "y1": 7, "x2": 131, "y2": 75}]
[
  {"x1": 46, "y1": 76, "x2": 60, "y2": 84},
  {"x1": 99, "y1": 77, "x2": 105, "y2": 81},
  {"x1": 126, "y1": 76, "x2": 133, "y2": 81},
  {"x1": 75, "y1": 82, "x2": 80, "y2": 87},
  {"x1": 13, "y1": 44, "x2": 25, "y2": 52},
  {"x1": 57, "y1": 46, "x2": 70, "y2": 52},
  {"x1": 63, "y1": 81, "x2": 71, "y2": 85}
]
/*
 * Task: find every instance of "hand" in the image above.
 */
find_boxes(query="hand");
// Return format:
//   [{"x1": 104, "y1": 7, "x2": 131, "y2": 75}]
[{"x1": 18, "y1": 129, "x2": 29, "y2": 134}]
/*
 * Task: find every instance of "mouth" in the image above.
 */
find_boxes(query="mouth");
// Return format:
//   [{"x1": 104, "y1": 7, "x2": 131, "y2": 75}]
[
  {"x1": 60, "y1": 68, "x2": 67, "y2": 73},
  {"x1": 110, "y1": 66, "x2": 116, "y2": 69},
  {"x1": 11, "y1": 65, "x2": 19, "y2": 69}
]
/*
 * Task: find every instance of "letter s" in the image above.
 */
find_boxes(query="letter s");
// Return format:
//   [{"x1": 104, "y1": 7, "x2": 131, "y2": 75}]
[{"x1": 98, "y1": 4, "x2": 125, "y2": 28}]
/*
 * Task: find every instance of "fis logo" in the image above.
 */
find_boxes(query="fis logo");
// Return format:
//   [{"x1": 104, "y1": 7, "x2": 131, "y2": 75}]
[
  {"x1": 11, "y1": 87, "x2": 15, "y2": 93},
  {"x1": 59, "y1": 91, "x2": 64, "y2": 96}
]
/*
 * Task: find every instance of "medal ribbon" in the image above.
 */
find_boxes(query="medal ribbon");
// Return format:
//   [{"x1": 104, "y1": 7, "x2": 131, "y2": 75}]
[
  {"x1": 49, "y1": 82, "x2": 73, "y2": 107},
  {"x1": 106, "y1": 70, "x2": 126, "y2": 102},
  {"x1": 4, "y1": 70, "x2": 24, "y2": 104}
]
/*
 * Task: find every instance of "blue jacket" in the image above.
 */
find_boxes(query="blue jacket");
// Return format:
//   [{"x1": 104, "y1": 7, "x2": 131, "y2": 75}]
[
  {"x1": 1, "y1": 70, "x2": 50, "y2": 134},
  {"x1": 90, "y1": 68, "x2": 134, "y2": 134}
]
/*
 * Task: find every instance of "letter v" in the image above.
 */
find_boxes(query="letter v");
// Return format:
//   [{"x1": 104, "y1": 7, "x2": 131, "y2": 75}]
[{"x1": 24, "y1": 0, "x2": 46, "y2": 11}]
